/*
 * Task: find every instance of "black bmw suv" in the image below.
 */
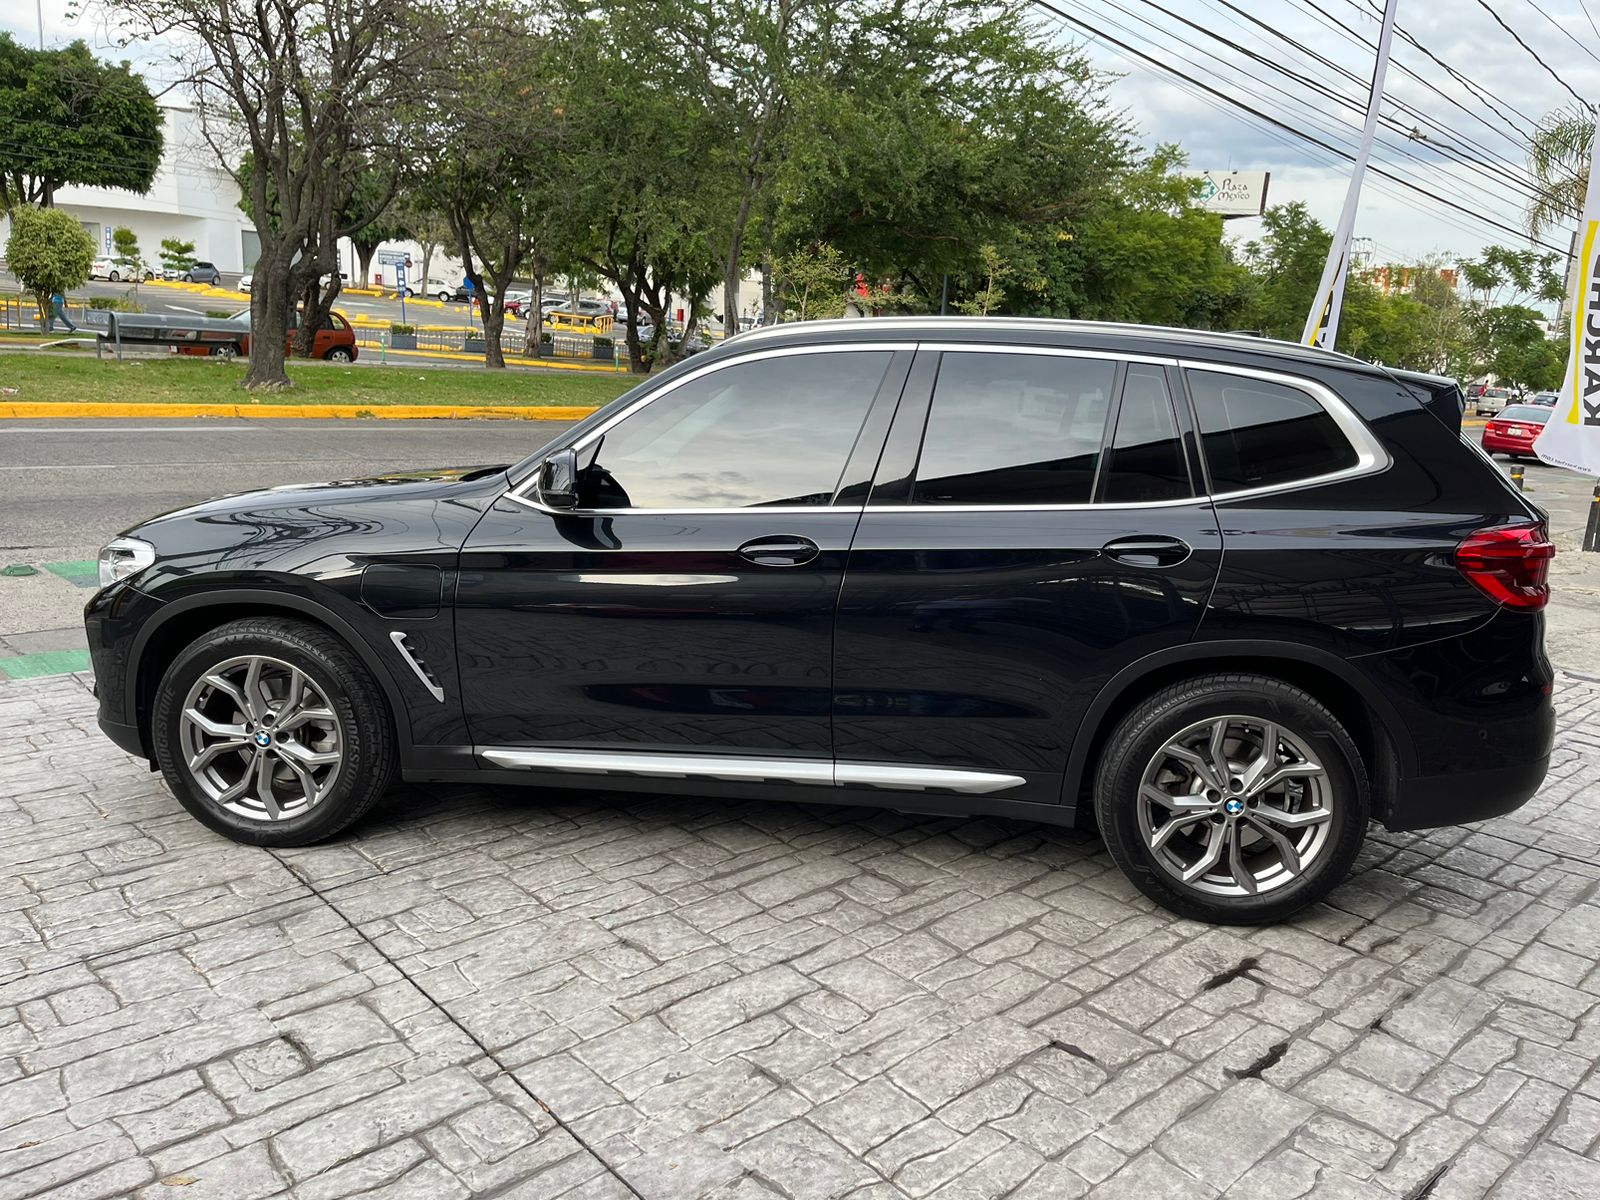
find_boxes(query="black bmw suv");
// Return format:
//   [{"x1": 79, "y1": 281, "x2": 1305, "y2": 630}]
[{"x1": 86, "y1": 319, "x2": 1555, "y2": 923}]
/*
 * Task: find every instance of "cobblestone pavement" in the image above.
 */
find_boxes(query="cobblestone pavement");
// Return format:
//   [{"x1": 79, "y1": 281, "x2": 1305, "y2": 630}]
[{"x1": 4, "y1": 670, "x2": 1600, "y2": 1200}]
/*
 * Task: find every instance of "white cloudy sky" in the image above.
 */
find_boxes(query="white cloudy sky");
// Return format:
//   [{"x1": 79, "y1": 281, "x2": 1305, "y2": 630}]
[{"x1": 7, "y1": 0, "x2": 1598, "y2": 266}]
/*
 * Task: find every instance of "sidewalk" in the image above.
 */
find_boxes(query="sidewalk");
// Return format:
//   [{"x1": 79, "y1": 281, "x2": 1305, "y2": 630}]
[{"x1": 3, "y1": 668, "x2": 1600, "y2": 1198}]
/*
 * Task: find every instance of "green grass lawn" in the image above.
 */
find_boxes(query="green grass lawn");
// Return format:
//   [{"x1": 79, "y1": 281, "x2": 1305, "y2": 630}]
[{"x1": 0, "y1": 350, "x2": 636, "y2": 408}]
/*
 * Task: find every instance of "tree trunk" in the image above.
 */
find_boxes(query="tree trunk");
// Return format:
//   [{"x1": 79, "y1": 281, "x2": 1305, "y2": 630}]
[
  {"x1": 245, "y1": 249, "x2": 294, "y2": 390},
  {"x1": 420, "y1": 242, "x2": 435, "y2": 292},
  {"x1": 356, "y1": 241, "x2": 379, "y2": 288},
  {"x1": 722, "y1": 191, "x2": 757, "y2": 335}
]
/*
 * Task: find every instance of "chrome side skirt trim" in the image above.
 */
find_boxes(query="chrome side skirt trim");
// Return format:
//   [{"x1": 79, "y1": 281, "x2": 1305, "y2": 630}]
[
  {"x1": 389, "y1": 631, "x2": 445, "y2": 703},
  {"x1": 477, "y1": 747, "x2": 1026, "y2": 794}
]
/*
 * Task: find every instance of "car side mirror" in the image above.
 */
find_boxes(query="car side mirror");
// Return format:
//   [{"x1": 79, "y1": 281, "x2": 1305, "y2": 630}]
[{"x1": 540, "y1": 448, "x2": 580, "y2": 509}]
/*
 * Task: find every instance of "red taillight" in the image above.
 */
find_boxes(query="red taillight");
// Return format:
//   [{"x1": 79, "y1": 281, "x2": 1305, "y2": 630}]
[{"x1": 1456, "y1": 523, "x2": 1554, "y2": 609}]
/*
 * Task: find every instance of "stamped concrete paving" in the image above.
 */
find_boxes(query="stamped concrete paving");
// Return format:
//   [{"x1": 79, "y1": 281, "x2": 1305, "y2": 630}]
[{"x1": 4, "y1": 670, "x2": 1600, "y2": 1199}]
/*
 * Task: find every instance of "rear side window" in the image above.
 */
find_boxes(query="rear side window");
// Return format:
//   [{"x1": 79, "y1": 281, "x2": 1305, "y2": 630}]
[
  {"x1": 1187, "y1": 370, "x2": 1358, "y2": 493},
  {"x1": 1102, "y1": 365, "x2": 1191, "y2": 503},
  {"x1": 914, "y1": 352, "x2": 1116, "y2": 505}
]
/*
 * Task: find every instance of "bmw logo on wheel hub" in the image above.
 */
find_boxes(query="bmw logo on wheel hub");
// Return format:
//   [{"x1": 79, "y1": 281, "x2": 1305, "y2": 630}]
[
  {"x1": 253, "y1": 731, "x2": 273, "y2": 748},
  {"x1": 1224, "y1": 798, "x2": 1245, "y2": 816}
]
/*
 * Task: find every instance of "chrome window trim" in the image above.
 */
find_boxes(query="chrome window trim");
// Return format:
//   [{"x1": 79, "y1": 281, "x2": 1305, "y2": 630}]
[
  {"x1": 504, "y1": 342, "x2": 913, "y2": 516},
  {"x1": 1178, "y1": 360, "x2": 1391, "y2": 502},
  {"x1": 924, "y1": 344, "x2": 1176, "y2": 366},
  {"x1": 478, "y1": 745, "x2": 1025, "y2": 794}
]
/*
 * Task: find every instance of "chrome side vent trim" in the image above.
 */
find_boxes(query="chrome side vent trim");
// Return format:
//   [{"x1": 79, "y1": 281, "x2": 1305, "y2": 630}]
[
  {"x1": 477, "y1": 747, "x2": 1026, "y2": 795},
  {"x1": 389, "y1": 631, "x2": 445, "y2": 703}
]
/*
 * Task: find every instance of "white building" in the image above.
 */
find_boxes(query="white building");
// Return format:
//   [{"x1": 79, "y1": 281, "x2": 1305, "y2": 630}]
[{"x1": 0, "y1": 102, "x2": 260, "y2": 274}]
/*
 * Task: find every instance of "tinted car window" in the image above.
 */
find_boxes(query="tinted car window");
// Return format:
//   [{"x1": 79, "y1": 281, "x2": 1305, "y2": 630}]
[
  {"x1": 914, "y1": 353, "x2": 1116, "y2": 505},
  {"x1": 577, "y1": 351, "x2": 889, "y2": 509},
  {"x1": 1102, "y1": 365, "x2": 1191, "y2": 503},
  {"x1": 1498, "y1": 405, "x2": 1550, "y2": 422},
  {"x1": 1188, "y1": 370, "x2": 1357, "y2": 493}
]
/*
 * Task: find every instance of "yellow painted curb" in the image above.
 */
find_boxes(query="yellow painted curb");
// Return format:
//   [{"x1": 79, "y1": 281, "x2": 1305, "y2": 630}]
[{"x1": 0, "y1": 401, "x2": 602, "y2": 420}]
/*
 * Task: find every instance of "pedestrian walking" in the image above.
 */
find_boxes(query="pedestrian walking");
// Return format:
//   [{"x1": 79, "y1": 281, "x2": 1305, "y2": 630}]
[{"x1": 48, "y1": 290, "x2": 77, "y2": 333}]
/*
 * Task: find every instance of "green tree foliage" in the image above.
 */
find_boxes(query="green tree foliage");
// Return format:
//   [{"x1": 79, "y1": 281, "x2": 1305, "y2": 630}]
[
  {"x1": 158, "y1": 237, "x2": 196, "y2": 275},
  {"x1": 1235, "y1": 203, "x2": 1332, "y2": 339},
  {"x1": 5, "y1": 205, "x2": 93, "y2": 321},
  {"x1": 1045, "y1": 149, "x2": 1251, "y2": 327},
  {"x1": 955, "y1": 245, "x2": 1012, "y2": 316},
  {"x1": 773, "y1": 244, "x2": 848, "y2": 320},
  {"x1": 0, "y1": 35, "x2": 162, "y2": 210},
  {"x1": 111, "y1": 226, "x2": 145, "y2": 282},
  {"x1": 1526, "y1": 104, "x2": 1590, "y2": 237}
]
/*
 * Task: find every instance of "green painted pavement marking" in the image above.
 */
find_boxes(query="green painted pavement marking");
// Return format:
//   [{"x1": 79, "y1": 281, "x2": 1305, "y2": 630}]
[
  {"x1": 1, "y1": 564, "x2": 38, "y2": 576},
  {"x1": 42, "y1": 560, "x2": 99, "y2": 588},
  {"x1": 0, "y1": 650, "x2": 92, "y2": 679}
]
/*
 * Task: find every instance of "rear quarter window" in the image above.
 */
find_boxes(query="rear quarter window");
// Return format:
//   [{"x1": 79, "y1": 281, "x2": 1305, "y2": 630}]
[{"x1": 1187, "y1": 370, "x2": 1359, "y2": 493}]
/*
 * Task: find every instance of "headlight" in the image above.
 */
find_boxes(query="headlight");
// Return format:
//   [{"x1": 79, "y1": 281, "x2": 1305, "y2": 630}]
[{"x1": 98, "y1": 537, "x2": 155, "y2": 588}]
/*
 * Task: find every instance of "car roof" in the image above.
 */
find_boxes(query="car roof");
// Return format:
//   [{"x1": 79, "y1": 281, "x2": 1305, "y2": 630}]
[{"x1": 725, "y1": 317, "x2": 1410, "y2": 379}]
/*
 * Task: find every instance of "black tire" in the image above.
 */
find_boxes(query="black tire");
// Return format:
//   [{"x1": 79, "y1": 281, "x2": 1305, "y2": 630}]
[
  {"x1": 209, "y1": 343, "x2": 242, "y2": 358},
  {"x1": 324, "y1": 346, "x2": 354, "y2": 362},
  {"x1": 152, "y1": 617, "x2": 396, "y2": 846},
  {"x1": 1094, "y1": 673, "x2": 1369, "y2": 925}
]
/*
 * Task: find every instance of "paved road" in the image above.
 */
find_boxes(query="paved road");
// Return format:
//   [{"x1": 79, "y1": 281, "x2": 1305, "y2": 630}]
[
  {"x1": 0, "y1": 418, "x2": 575, "y2": 638},
  {"x1": 3, "y1": 667, "x2": 1599, "y2": 1198}
]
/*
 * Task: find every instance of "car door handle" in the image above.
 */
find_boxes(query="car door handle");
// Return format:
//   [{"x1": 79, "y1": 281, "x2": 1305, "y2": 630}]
[
  {"x1": 737, "y1": 535, "x2": 820, "y2": 567},
  {"x1": 1101, "y1": 535, "x2": 1192, "y2": 568}
]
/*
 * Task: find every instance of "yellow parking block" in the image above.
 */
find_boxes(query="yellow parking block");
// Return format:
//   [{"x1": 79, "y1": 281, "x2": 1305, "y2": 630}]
[{"x1": 0, "y1": 401, "x2": 602, "y2": 420}]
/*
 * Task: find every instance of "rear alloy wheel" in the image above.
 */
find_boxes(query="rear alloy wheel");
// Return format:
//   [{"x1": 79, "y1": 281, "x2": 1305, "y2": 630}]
[
  {"x1": 1095, "y1": 674, "x2": 1368, "y2": 924},
  {"x1": 109, "y1": 270, "x2": 121, "y2": 282},
  {"x1": 153, "y1": 617, "x2": 396, "y2": 845},
  {"x1": 324, "y1": 346, "x2": 353, "y2": 362},
  {"x1": 209, "y1": 343, "x2": 240, "y2": 358}
]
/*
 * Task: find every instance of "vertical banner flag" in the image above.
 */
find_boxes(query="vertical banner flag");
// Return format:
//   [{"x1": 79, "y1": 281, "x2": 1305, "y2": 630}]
[
  {"x1": 1303, "y1": 0, "x2": 1400, "y2": 349},
  {"x1": 1535, "y1": 129, "x2": 1600, "y2": 475}
]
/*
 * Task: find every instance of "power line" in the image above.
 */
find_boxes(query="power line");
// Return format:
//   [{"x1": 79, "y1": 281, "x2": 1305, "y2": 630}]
[
  {"x1": 1473, "y1": 0, "x2": 1595, "y2": 110},
  {"x1": 1579, "y1": 0, "x2": 1600, "y2": 43},
  {"x1": 1200, "y1": 0, "x2": 1557, "y2": 203},
  {"x1": 1033, "y1": 0, "x2": 1569, "y2": 254},
  {"x1": 1516, "y1": 0, "x2": 1600, "y2": 66}
]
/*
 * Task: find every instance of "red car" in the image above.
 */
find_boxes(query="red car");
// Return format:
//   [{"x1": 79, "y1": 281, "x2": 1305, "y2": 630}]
[
  {"x1": 181, "y1": 310, "x2": 359, "y2": 362},
  {"x1": 1481, "y1": 404, "x2": 1550, "y2": 459}
]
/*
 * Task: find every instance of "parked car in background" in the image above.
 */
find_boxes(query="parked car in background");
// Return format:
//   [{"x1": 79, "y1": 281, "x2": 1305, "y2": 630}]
[
  {"x1": 89, "y1": 258, "x2": 153, "y2": 283},
  {"x1": 87, "y1": 318, "x2": 1554, "y2": 925},
  {"x1": 1481, "y1": 404, "x2": 1551, "y2": 458},
  {"x1": 176, "y1": 309, "x2": 359, "y2": 362},
  {"x1": 404, "y1": 278, "x2": 453, "y2": 301},
  {"x1": 185, "y1": 262, "x2": 223, "y2": 286},
  {"x1": 1528, "y1": 391, "x2": 1559, "y2": 407},
  {"x1": 1476, "y1": 386, "x2": 1513, "y2": 416},
  {"x1": 239, "y1": 274, "x2": 253, "y2": 293},
  {"x1": 544, "y1": 298, "x2": 613, "y2": 324}
]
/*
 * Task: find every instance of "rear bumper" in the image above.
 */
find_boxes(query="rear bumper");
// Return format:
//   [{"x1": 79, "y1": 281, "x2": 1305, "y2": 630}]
[
  {"x1": 1481, "y1": 433, "x2": 1537, "y2": 454},
  {"x1": 1384, "y1": 751, "x2": 1551, "y2": 832}
]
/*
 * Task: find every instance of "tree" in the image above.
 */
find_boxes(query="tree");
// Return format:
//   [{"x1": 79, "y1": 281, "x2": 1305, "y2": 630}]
[
  {"x1": 343, "y1": 165, "x2": 407, "y2": 288},
  {"x1": 393, "y1": 196, "x2": 453, "y2": 291},
  {"x1": 1235, "y1": 203, "x2": 1333, "y2": 339},
  {"x1": 1527, "y1": 105, "x2": 1590, "y2": 238},
  {"x1": 955, "y1": 244, "x2": 1012, "y2": 316},
  {"x1": 773, "y1": 243, "x2": 848, "y2": 319},
  {"x1": 410, "y1": 9, "x2": 576, "y2": 369},
  {"x1": 111, "y1": 226, "x2": 145, "y2": 284},
  {"x1": 159, "y1": 237, "x2": 196, "y2": 276},
  {"x1": 5, "y1": 205, "x2": 93, "y2": 325},
  {"x1": 100, "y1": 0, "x2": 421, "y2": 390},
  {"x1": 0, "y1": 35, "x2": 162, "y2": 210},
  {"x1": 1458, "y1": 245, "x2": 1564, "y2": 310}
]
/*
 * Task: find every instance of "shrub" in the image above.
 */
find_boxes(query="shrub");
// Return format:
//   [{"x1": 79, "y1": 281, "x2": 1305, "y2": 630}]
[
  {"x1": 6, "y1": 206, "x2": 93, "y2": 307},
  {"x1": 87, "y1": 296, "x2": 145, "y2": 312},
  {"x1": 204, "y1": 309, "x2": 236, "y2": 319},
  {"x1": 390, "y1": 323, "x2": 416, "y2": 335}
]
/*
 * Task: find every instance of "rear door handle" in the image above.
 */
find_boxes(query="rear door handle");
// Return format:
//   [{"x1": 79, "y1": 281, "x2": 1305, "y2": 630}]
[
  {"x1": 737, "y1": 535, "x2": 820, "y2": 567},
  {"x1": 1101, "y1": 535, "x2": 1192, "y2": 568}
]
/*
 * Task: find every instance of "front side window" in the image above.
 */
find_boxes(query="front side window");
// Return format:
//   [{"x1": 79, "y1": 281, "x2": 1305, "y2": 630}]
[
  {"x1": 914, "y1": 352, "x2": 1117, "y2": 505},
  {"x1": 575, "y1": 351, "x2": 890, "y2": 509},
  {"x1": 1188, "y1": 370, "x2": 1358, "y2": 493}
]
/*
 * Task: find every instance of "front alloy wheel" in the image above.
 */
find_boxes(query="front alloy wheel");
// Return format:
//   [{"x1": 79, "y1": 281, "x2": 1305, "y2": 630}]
[
  {"x1": 1095, "y1": 674, "x2": 1368, "y2": 924},
  {"x1": 153, "y1": 616, "x2": 396, "y2": 845},
  {"x1": 178, "y1": 655, "x2": 343, "y2": 821}
]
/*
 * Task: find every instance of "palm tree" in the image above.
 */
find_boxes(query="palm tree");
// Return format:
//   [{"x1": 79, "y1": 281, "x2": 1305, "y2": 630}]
[{"x1": 1527, "y1": 105, "x2": 1594, "y2": 237}]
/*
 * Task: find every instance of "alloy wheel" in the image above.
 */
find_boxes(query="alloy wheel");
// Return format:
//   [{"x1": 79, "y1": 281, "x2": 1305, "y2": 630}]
[
  {"x1": 178, "y1": 654, "x2": 343, "y2": 821},
  {"x1": 1136, "y1": 715, "x2": 1333, "y2": 897}
]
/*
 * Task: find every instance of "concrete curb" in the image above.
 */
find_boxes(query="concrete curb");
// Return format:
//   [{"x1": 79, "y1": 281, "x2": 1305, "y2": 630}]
[{"x1": 0, "y1": 402, "x2": 602, "y2": 421}]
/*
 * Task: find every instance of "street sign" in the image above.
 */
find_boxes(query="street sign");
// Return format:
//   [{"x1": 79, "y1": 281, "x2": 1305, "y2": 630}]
[{"x1": 1187, "y1": 171, "x2": 1271, "y2": 218}]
